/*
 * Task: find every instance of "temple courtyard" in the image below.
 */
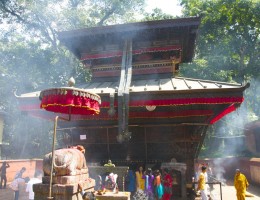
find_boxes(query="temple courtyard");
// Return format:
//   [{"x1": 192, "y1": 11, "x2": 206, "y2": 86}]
[{"x1": 0, "y1": 180, "x2": 259, "y2": 200}]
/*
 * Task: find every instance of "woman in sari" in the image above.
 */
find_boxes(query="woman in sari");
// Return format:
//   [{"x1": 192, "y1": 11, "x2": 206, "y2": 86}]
[
  {"x1": 144, "y1": 168, "x2": 155, "y2": 200},
  {"x1": 154, "y1": 170, "x2": 164, "y2": 200},
  {"x1": 136, "y1": 166, "x2": 145, "y2": 191}
]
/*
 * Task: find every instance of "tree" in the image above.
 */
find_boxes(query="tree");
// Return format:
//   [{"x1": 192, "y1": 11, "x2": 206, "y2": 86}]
[
  {"x1": 181, "y1": 0, "x2": 260, "y2": 81},
  {"x1": 0, "y1": 0, "x2": 145, "y2": 158},
  {"x1": 180, "y1": 0, "x2": 260, "y2": 117},
  {"x1": 142, "y1": 8, "x2": 174, "y2": 21},
  {"x1": 180, "y1": 0, "x2": 260, "y2": 157}
]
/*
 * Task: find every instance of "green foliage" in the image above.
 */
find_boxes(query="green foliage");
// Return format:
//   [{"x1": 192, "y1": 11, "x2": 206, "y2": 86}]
[
  {"x1": 142, "y1": 8, "x2": 174, "y2": 21},
  {"x1": 181, "y1": 0, "x2": 260, "y2": 81},
  {"x1": 180, "y1": 0, "x2": 260, "y2": 158},
  {"x1": 180, "y1": 0, "x2": 260, "y2": 115},
  {"x1": 2, "y1": 114, "x2": 53, "y2": 159},
  {"x1": 0, "y1": 0, "x2": 145, "y2": 159}
]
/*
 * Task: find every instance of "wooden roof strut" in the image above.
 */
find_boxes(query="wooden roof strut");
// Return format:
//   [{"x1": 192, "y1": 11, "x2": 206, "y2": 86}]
[{"x1": 118, "y1": 38, "x2": 133, "y2": 139}]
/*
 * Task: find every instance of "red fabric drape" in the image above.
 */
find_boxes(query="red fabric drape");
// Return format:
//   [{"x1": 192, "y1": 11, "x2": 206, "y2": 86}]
[{"x1": 40, "y1": 89, "x2": 100, "y2": 115}]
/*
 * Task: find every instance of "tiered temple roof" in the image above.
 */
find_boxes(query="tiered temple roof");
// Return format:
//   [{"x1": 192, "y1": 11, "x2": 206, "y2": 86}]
[{"x1": 16, "y1": 17, "x2": 249, "y2": 184}]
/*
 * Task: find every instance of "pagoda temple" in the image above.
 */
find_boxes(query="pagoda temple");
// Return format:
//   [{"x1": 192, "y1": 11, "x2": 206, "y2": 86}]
[{"x1": 16, "y1": 17, "x2": 249, "y2": 198}]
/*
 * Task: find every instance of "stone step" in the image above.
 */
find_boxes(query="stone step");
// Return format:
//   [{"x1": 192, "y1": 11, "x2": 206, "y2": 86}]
[{"x1": 34, "y1": 179, "x2": 95, "y2": 200}]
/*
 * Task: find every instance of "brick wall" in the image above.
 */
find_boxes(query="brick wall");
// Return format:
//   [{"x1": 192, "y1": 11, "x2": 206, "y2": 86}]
[
  {"x1": 2, "y1": 157, "x2": 260, "y2": 186},
  {"x1": 0, "y1": 159, "x2": 43, "y2": 183}
]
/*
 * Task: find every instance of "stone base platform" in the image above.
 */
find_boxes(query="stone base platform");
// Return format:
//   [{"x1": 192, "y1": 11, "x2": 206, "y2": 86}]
[
  {"x1": 33, "y1": 179, "x2": 95, "y2": 200},
  {"x1": 95, "y1": 191, "x2": 130, "y2": 200},
  {"x1": 42, "y1": 173, "x2": 89, "y2": 184}
]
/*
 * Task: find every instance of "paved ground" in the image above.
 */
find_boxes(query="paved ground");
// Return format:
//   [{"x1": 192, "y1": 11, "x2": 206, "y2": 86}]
[
  {"x1": 196, "y1": 180, "x2": 260, "y2": 200},
  {"x1": 0, "y1": 181, "x2": 259, "y2": 200},
  {"x1": 219, "y1": 180, "x2": 260, "y2": 200}
]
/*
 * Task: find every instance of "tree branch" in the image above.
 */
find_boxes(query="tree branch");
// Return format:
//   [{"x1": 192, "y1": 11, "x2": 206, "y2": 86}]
[{"x1": 97, "y1": 5, "x2": 118, "y2": 26}]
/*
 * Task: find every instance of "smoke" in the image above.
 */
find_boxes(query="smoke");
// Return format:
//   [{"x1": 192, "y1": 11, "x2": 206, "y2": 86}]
[
  {"x1": 212, "y1": 159, "x2": 226, "y2": 184},
  {"x1": 208, "y1": 96, "x2": 251, "y2": 158}
]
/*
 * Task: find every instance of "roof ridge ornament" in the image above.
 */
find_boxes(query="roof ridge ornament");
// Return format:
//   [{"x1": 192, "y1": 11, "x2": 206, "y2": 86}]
[{"x1": 68, "y1": 77, "x2": 75, "y2": 87}]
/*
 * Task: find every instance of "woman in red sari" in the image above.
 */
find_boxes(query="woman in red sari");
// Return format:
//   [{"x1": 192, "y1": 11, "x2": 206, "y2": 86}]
[{"x1": 162, "y1": 168, "x2": 173, "y2": 200}]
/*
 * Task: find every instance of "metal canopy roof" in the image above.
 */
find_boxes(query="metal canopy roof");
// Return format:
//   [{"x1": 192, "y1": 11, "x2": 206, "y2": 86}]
[
  {"x1": 78, "y1": 76, "x2": 246, "y2": 94},
  {"x1": 16, "y1": 76, "x2": 247, "y2": 99}
]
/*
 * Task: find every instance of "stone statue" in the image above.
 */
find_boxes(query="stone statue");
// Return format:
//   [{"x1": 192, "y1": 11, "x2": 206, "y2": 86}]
[
  {"x1": 43, "y1": 145, "x2": 87, "y2": 176},
  {"x1": 104, "y1": 160, "x2": 115, "y2": 167}
]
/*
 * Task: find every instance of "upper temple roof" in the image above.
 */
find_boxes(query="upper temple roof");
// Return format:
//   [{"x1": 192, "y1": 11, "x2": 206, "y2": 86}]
[{"x1": 58, "y1": 17, "x2": 201, "y2": 63}]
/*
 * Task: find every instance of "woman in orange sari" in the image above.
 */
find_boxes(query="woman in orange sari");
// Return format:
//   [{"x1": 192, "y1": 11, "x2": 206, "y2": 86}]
[{"x1": 154, "y1": 170, "x2": 164, "y2": 200}]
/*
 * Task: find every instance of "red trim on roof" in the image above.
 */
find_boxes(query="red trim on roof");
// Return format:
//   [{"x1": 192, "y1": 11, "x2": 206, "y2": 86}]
[
  {"x1": 100, "y1": 97, "x2": 244, "y2": 108},
  {"x1": 80, "y1": 45, "x2": 181, "y2": 60},
  {"x1": 210, "y1": 104, "x2": 237, "y2": 124}
]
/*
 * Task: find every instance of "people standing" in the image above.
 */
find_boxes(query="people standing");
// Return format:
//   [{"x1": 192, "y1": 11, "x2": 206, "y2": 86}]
[
  {"x1": 234, "y1": 169, "x2": 249, "y2": 200},
  {"x1": 10, "y1": 167, "x2": 27, "y2": 200},
  {"x1": 94, "y1": 175, "x2": 102, "y2": 191},
  {"x1": 126, "y1": 170, "x2": 136, "y2": 194},
  {"x1": 154, "y1": 170, "x2": 164, "y2": 200},
  {"x1": 10, "y1": 177, "x2": 30, "y2": 200},
  {"x1": 136, "y1": 166, "x2": 145, "y2": 191},
  {"x1": 0, "y1": 161, "x2": 10, "y2": 189},
  {"x1": 26, "y1": 171, "x2": 42, "y2": 200},
  {"x1": 14, "y1": 167, "x2": 26, "y2": 179},
  {"x1": 197, "y1": 166, "x2": 208, "y2": 200},
  {"x1": 162, "y1": 168, "x2": 173, "y2": 200},
  {"x1": 207, "y1": 163, "x2": 214, "y2": 191},
  {"x1": 144, "y1": 168, "x2": 154, "y2": 200}
]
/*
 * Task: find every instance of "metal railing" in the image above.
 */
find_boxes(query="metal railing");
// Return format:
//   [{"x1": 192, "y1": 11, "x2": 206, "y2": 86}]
[{"x1": 193, "y1": 175, "x2": 224, "y2": 200}]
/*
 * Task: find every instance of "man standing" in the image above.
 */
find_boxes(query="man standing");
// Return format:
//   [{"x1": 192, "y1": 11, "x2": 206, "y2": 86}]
[
  {"x1": 9, "y1": 177, "x2": 30, "y2": 200},
  {"x1": 197, "y1": 166, "x2": 208, "y2": 200},
  {"x1": 0, "y1": 161, "x2": 10, "y2": 189},
  {"x1": 14, "y1": 167, "x2": 26, "y2": 179},
  {"x1": 234, "y1": 169, "x2": 249, "y2": 200}
]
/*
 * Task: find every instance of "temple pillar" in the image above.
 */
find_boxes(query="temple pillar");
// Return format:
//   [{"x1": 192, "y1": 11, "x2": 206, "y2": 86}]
[{"x1": 180, "y1": 171, "x2": 187, "y2": 199}]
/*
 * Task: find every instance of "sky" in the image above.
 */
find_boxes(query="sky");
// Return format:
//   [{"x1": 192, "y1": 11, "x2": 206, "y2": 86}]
[{"x1": 145, "y1": 0, "x2": 183, "y2": 16}]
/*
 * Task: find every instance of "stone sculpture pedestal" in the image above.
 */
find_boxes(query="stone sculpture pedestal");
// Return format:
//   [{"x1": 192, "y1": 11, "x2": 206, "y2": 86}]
[
  {"x1": 34, "y1": 172, "x2": 95, "y2": 200},
  {"x1": 95, "y1": 191, "x2": 130, "y2": 200}
]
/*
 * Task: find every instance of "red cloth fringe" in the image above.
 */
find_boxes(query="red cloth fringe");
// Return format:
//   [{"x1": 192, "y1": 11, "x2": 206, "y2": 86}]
[{"x1": 40, "y1": 91, "x2": 100, "y2": 115}]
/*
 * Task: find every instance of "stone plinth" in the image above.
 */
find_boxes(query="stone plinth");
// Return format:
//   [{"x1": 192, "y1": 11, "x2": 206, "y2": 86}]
[
  {"x1": 95, "y1": 191, "x2": 130, "y2": 200},
  {"x1": 33, "y1": 179, "x2": 95, "y2": 200},
  {"x1": 42, "y1": 173, "x2": 89, "y2": 185}
]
